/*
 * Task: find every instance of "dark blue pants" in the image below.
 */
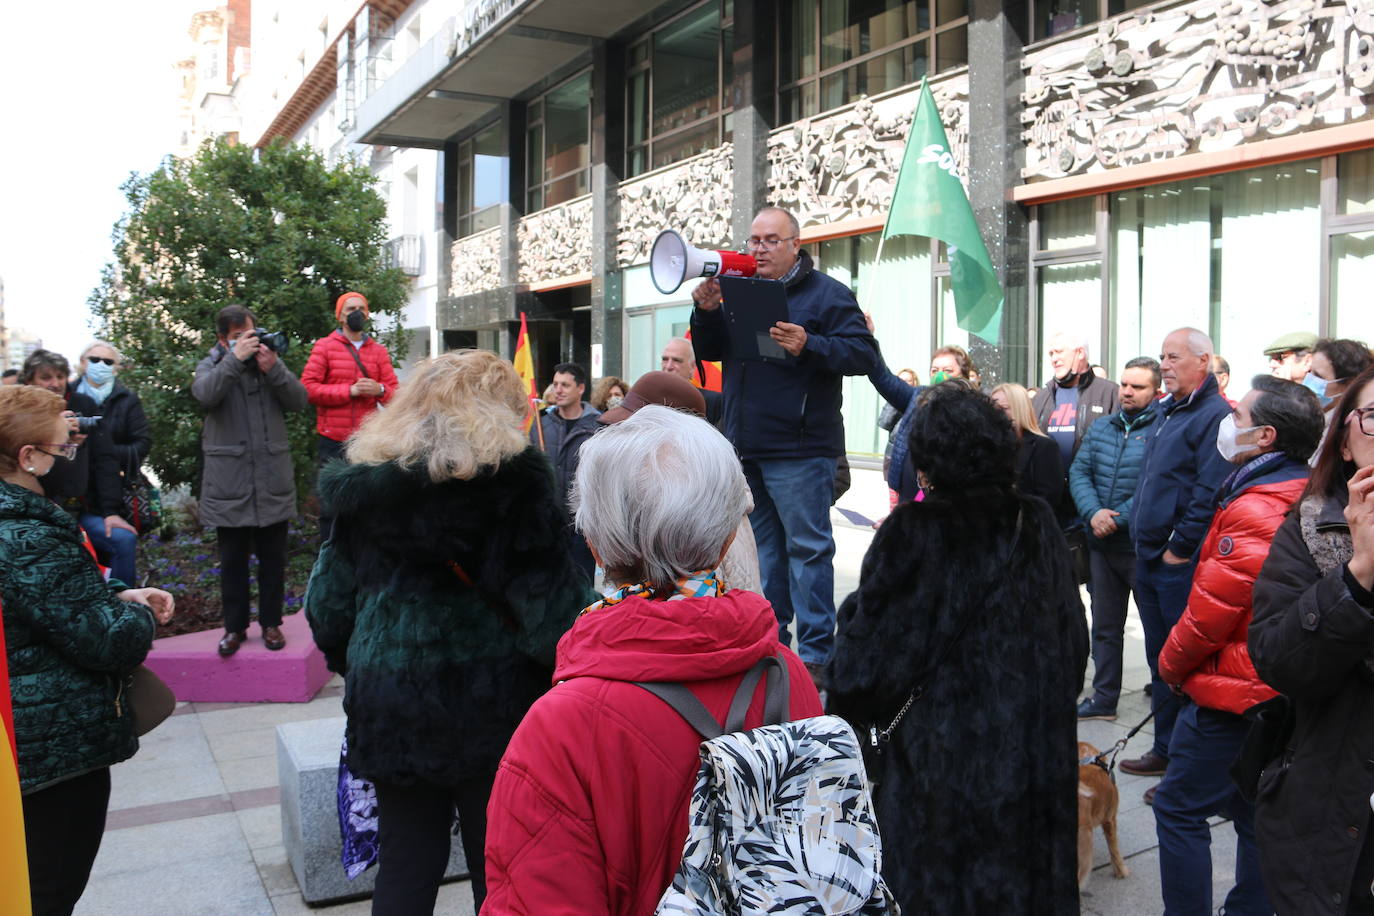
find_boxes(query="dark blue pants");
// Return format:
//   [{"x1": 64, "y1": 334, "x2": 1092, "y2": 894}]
[
  {"x1": 1135, "y1": 555, "x2": 1196, "y2": 758},
  {"x1": 80, "y1": 512, "x2": 138, "y2": 587},
  {"x1": 1155, "y1": 702, "x2": 1271, "y2": 916}
]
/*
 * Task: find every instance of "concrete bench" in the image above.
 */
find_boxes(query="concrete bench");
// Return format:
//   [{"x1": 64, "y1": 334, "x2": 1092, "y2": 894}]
[{"x1": 277, "y1": 716, "x2": 469, "y2": 904}]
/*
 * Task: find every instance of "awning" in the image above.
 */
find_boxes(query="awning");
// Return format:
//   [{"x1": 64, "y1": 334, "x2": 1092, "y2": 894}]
[{"x1": 351, "y1": 0, "x2": 651, "y2": 148}]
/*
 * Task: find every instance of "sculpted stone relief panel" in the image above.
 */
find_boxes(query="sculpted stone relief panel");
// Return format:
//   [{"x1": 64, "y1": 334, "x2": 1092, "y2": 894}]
[
  {"x1": 767, "y1": 77, "x2": 971, "y2": 229},
  {"x1": 449, "y1": 226, "x2": 504, "y2": 298},
  {"x1": 616, "y1": 144, "x2": 734, "y2": 268},
  {"x1": 1022, "y1": 0, "x2": 1374, "y2": 181},
  {"x1": 516, "y1": 196, "x2": 594, "y2": 285}
]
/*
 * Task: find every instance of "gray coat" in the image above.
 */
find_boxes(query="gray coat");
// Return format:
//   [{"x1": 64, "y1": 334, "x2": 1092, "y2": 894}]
[{"x1": 192, "y1": 345, "x2": 308, "y2": 528}]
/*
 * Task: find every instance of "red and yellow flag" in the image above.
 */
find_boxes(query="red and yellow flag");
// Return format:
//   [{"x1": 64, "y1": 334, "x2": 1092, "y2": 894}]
[
  {"x1": 513, "y1": 312, "x2": 538, "y2": 432},
  {"x1": 683, "y1": 328, "x2": 723, "y2": 392},
  {"x1": 0, "y1": 599, "x2": 32, "y2": 912}
]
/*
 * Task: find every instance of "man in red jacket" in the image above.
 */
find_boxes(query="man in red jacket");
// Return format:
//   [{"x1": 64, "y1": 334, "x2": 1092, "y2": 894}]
[
  {"x1": 483, "y1": 405, "x2": 822, "y2": 915},
  {"x1": 1155, "y1": 375, "x2": 1324, "y2": 916},
  {"x1": 301, "y1": 292, "x2": 399, "y2": 542}
]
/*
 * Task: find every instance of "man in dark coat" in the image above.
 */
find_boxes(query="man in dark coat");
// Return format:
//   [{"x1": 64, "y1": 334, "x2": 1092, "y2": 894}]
[
  {"x1": 1033, "y1": 331, "x2": 1119, "y2": 525},
  {"x1": 690, "y1": 206, "x2": 878, "y2": 680},
  {"x1": 1120, "y1": 327, "x2": 1232, "y2": 792},
  {"x1": 828, "y1": 385, "x2": 1088, "y2": 914},
  {"x1": 530, "y1": 361, "x2": 600, "y2": 582},
  {"x1": 193, "y1": 305, "x2": 308, "y2": 656}
]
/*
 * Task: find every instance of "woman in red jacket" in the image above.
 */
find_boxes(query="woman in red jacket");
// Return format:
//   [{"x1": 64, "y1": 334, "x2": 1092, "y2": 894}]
[
  {"x1": 301, "y1": 291, "x2": 400, "y2": 542},
  {"x1": 482, "y1": 405, "x2": 823, "y2": 915},
  {"x1": 1156, "y1": 375, "x2": 1324, "y2": 916}
]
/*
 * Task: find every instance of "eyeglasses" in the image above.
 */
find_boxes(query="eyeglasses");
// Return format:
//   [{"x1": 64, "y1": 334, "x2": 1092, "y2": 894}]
[
  {"x1": 86, "y1": 356, "x2": 116, "y2": 366},
  {"x1": 1346, "y1": 407, "x2": 1374, "y2": 437},
  {"x1": 37, "y1": 443, "x2": 80, "y2": 459},
  {"x1": 745, "y1": 236, "x2": 797, "y2": 251}
]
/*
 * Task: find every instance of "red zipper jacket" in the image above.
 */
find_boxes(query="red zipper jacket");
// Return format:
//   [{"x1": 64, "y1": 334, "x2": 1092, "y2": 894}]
[
  {"x1": 482, "y1": 589, "x2": 823, "y2": 915},
  {"x1": 300, "y1": 331, "x2": 400, "y2": 442},
  {"x1": 1159, "y1": 472, "x2": 1307, "y2": 715}
]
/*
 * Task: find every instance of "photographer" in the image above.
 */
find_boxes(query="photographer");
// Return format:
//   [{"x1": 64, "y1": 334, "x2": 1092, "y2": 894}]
[{"x1": 193, "y1": 305, "x2": 307, "y2": 656}]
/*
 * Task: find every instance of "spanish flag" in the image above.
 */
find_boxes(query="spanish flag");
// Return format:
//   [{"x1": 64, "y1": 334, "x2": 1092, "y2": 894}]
[
  {"x1": 0, "y1": 599, "x2": 32, "y2": 912},
  {"x1": 684, "y1": 328, "x2": 723, "y2": 392},
  {"x1": 513, "y1": 312, "x2": 538, "y2": 432}
]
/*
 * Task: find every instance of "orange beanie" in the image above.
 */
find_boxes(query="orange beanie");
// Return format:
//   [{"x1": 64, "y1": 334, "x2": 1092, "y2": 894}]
[{"x1": 335, "y1": 291, "x2": 369, "y2": 319}]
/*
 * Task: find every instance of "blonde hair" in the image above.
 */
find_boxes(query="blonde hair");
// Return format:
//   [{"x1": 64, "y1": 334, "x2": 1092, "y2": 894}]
[
  {"x1": 346, "y1": 350, "x2": 529, "y2": 482},
  {"x1": 0, "y1": 386, "x2": 67, "y2": 475},
  {"x1": 990, "y1": 383, "x2": 1046, "y2": 438}
]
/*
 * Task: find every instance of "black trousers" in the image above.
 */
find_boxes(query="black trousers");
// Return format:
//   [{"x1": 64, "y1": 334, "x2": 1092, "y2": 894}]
[
  {"x1": 317, "y1": 435, "x2": 346, "y2": 545},
  {"x1": 217, "y1": 521, "x2": 288, "y2": 633},
  {"x1": 23, "y1": 767, "x2": 111, "y2": 916},
  {"x1": 371, "y1": 773, "x2": 494, "y2": 916}
]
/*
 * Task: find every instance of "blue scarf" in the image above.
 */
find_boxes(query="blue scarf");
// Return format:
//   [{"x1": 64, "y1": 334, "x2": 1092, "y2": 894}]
[{"x1": 76, "y1": 376, "x2": 113, "y2": 406}]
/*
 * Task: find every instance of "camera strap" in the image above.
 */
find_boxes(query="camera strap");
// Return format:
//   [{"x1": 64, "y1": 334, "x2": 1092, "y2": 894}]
[{"x1": 337, "y1": 331, "x2": 371, "y2": 380}]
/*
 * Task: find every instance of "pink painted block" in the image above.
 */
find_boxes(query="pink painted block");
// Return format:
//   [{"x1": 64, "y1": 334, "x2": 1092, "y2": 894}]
[{"x1": 143, "y1": 612, "x2": 330, "y2": 704}]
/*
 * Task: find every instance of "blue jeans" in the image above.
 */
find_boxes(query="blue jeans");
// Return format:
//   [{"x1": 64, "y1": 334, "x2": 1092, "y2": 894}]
[
  {"x1": 742, "y1": 456, "x2": 838, "y2": 665},
  {"x1": 80, "y1": 513, "x2": 137, "y2": 587},
  {"x1": 1155, "y1": 702, "x2": 1271, "y2": 916},
  {"x1": 1135, "y1": 554, "x2": 1196, "y2": 758}
]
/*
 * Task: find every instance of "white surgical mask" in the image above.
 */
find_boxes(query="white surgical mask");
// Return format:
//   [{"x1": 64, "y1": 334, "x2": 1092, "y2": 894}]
[{"x1": 1216, "y1": 414, "x2": 1262, "y2": 462}]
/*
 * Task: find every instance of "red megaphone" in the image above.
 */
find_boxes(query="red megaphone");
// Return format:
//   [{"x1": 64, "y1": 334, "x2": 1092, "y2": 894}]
[{"x1": 649, "y1": 229, "x2": 756, "y2": 295}]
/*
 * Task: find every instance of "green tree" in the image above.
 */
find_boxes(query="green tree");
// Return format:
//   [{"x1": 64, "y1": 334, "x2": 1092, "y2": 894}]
[{"x1": 90, "y1": 139, "x2": 408, "y2": 502}]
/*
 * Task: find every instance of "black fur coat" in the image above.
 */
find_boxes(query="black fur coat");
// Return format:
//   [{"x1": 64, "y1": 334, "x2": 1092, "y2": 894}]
[
  {"x1": 828, "y1": 488, "x2": 1089, "y2": 915},
  {"x1": 305, "y1": 448, "x2": 596, "y2": 786}
]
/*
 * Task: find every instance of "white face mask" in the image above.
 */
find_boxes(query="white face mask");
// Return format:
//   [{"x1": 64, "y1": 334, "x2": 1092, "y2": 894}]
[{"x1": 1216, "y1": 414, "x2": 1262, "y2": 462}]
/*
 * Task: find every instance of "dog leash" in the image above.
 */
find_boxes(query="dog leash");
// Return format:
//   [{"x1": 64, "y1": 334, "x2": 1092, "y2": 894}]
[{"x1": 1092, "y1": 708, "x2": 1157, "y2": 781}]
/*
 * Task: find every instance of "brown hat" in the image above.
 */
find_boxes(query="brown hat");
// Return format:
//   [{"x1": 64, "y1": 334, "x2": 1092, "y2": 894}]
[{"x1": 598, "y1": 370, "x2": 707, "y2": 424}]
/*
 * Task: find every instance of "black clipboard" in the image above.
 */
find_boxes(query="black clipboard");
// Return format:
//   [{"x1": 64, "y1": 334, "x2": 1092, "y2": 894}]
[{"x1": 719, "y1": 275, "x2": 795, "y2": 364}]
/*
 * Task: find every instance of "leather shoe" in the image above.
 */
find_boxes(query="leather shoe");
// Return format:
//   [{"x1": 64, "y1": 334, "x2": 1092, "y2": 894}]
[
  {"x1": 1143, "y1": 785, "x2": 1158, "y2": 806},
  {"x1": 1119, "y1": 751, "x2": 1168, "y2": 777},
  {"x1": 262, "y1": 626, "x2": 286, "y2": 651},
  {"x1": 218, "y1": 631, "x2": 246, "y2": 657}
]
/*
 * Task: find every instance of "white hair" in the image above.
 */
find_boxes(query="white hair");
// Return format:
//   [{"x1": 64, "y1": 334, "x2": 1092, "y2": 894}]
[
  {"x1": 664, "y1": 336, "x2": 696, "y2": 362},
  {"x1": 573, "y1": 405, "x2": 753, "y2": 592},
  {"x1": 1170, "y1": 327, "x2": 1214, "y2": 357},
  {"x1": 1049, "y1": 331, "x2": 1091, "y2": 360},
  {"x1": 80, "y1": 340, "x2": 124, "y2": 367}
]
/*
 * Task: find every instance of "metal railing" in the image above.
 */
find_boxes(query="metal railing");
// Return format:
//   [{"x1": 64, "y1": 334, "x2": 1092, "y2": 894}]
[{"x1": 386, "y1": 235, "x2": 422, "y2": 276}]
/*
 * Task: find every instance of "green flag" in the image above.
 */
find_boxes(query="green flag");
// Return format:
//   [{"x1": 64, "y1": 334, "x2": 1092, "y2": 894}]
[{"x1": 882, "y1": 79, "x2": 1003, "y2": 343}]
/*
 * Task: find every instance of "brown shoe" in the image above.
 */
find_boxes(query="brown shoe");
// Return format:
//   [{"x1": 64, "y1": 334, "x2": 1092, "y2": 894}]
[
  {"x1": 218, "y1": 631, "x2": 246, "y2": 657},
  {"x1": 1120, "y1": 751, "x2": 1168, "y2": 777},
  {"x1": 1143, "y1": 785, "x2": 1158, "y2": 806},
  {"x1": 262, "y1": 626, "x2": 286, "y2": 651}
]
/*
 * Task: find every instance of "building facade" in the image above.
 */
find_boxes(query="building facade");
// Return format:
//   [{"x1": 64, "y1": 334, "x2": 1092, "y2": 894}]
[
  {"x1": 175, "y1": 1, "x2": 253, "y2": 156},
  {"x1": 287, "y1": 0, "x2": 1374, "y2": 459}
]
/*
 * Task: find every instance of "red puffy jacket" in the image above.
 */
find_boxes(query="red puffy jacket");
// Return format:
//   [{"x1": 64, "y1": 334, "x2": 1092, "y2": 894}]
[
  {"x1": 482, "y1": 589, "x2": 823, "y2": 916},
  {"x1": 1158, "y1": 471, "x2": 1307, "y2": 715},
  {"x1": 300, "y1": 331, "x2": 399, "y2": 441}
]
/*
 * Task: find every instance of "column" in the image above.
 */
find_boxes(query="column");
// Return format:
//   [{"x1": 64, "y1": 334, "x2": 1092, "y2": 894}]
[
  {"x1": 729, "y1": 0, "x2": 777, "y2": 242},
  {"x1": 590, "y1": 40, "x2": 626, "y2": 376}
]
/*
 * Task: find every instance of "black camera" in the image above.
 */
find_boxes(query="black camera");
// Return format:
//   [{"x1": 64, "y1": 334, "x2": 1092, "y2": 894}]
[
  {"x1": 76, "y1": 415, "x2": 102, "y2": 432},
  {"x1": 251, "y1": 329, "x2": 290, "y2": 355}
]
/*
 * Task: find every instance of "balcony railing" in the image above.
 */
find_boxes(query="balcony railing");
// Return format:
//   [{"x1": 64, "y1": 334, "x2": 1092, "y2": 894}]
[{"x1": 386, "y1": 235, "x2": 422, "y2": 276}]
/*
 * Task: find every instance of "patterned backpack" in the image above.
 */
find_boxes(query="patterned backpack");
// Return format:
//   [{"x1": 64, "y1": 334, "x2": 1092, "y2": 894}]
[{"x1": 636, "y1": 655, "x2": 899, "y2": 915}]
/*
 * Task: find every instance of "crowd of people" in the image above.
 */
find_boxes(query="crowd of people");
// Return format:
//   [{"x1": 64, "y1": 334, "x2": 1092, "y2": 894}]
[{"x1": 3, "y1": 204, "x2": 1374, "y2": 915}]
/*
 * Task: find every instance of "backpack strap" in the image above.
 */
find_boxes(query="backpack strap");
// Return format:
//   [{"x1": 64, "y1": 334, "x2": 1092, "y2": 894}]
[{"x1": 635, "y1": 654, "x2": 788, "y2": 740}]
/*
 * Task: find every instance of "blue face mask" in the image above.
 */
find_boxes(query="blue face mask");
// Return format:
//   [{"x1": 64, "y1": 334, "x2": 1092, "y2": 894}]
[
  {"x1": 85, "y1": 361, "x2": 115, "y2": 386},
  {"x1": 1302, "y1": 372, "x2": 1334, "y2": 407}
]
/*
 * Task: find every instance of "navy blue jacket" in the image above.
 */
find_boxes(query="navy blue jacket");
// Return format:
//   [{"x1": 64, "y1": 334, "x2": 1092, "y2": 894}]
[
  {"x1": 1130, "y1": 374, "x2": 1233, "y2": 562},
  {"x1": 1068, "y1": 405, "x2": 1158, "y2": 553},
  {"x1": 691, "y1": 252, "x2": 878, "y2": 460}
]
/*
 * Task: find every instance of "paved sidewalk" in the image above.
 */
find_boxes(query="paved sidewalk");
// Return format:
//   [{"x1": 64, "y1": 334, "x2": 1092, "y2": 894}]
[{"x1": 71, "y1": 472, "x2": 1253, "y2": 915}]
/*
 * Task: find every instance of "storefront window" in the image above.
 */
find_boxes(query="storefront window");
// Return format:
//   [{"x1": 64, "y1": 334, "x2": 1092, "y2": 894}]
[
  {"x1": 1041, "y1": 195, "x2": 1096, "y2": 250},
  {"x1": 1037, "y1": 261, "x2": 1101, "y2": 383},
  {"x1": 526, "y1": 72, "x2": 591, "y2": 212},
  {"x1": 779, "y1": 0, "x2": 968, "y2": 122},
  {"x1": 1331, "y1": 231, "x2": 1374, "y2": 345},
  {"x1": 1339, "y1": 149, "x2": 1374, "y2": 215},
  {"x1": 1029, "y1": 0, "x2": 1157, "y2": 42},
  {"x1": 625, "y1": 2, "x2": 733, "y2": 178}
]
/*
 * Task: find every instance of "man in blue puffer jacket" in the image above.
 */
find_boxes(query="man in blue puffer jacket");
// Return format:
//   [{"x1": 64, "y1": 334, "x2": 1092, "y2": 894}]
[
  {"x1": 690, "y1": 206, "x2": 878, "y2": 683},
  {"x1": 1068, "y1": 356, "x2": 1161, "y2": 720}
]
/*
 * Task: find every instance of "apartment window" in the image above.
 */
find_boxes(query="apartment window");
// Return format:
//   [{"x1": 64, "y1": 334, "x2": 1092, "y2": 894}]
[
  {"x1": 456, "y1": 123, "x2": 509, "y2": 237},
  {"x1": 1029, "y1": 0, "x2": 1157, "y2": 41},
  {"x1": 778, "y1": 0, "x2": 968, "y2": 122},
  {"x1": 625, "y1": 1, "x2": 734, "y2": 178},
  {"x1": 201, "y1": 41, "x2": 220, "y2": 82},
  {"x1": 526, "y1": 71, "x2": 591, "y2": 212}
]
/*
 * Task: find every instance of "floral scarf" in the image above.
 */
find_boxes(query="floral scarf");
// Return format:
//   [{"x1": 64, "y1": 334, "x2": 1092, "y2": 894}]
[{"x1": 580, "y1": 569, "x2": 723, "y2": 617}]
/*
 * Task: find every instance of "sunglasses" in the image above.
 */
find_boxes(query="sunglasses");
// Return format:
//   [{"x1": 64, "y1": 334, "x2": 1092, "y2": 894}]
[{"x1": 86, "y1": 356, "x2": 116, "y2": 366}]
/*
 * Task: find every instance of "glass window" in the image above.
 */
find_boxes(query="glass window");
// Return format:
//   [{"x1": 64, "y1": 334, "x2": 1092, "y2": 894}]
[
  {"x1": 624, "y1": 304, "x2": 694, "y2": 382},
  {"x1": 624, "y1": 2, "x2": 733, "y2": 178},
  {"x1": 1331, "y1": 232, "x2": 1374, "y2": 345},
  {"x1": 1037, "y1": 262, "x2": 1101, "y2": 382},
  {"x1": 458, "y1": 123, "x2": 509, "y2": 237},
  {"x1": 1035, "y1": 0, "x2": 1096, "y2": 40},
  {"x1": 779, "y1": 0, "x2": 967, "y2": 120},
  {"x1": 526, "y1": 72, "x2": 590, "y2": 212},
  {"x1": 1339, "y1": 149, "x2": 1374, "y2": 216},
  {"x1": 1040, "y1": 196, "x2": 1096, "y2": 250}
]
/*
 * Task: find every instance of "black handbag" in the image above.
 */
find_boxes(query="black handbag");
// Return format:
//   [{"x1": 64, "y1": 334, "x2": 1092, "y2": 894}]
[
  {"x1": 121, "y1": 469, "x2": 163, "y2": 536},
  {"x1": 1230, "y1": 694, "x2": 1295, "y2": 803}
]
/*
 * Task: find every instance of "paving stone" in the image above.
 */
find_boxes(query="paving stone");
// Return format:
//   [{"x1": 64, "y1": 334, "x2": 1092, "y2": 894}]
[{"x1": 75, "y1": 851, "x2": 273, "y2": 916}]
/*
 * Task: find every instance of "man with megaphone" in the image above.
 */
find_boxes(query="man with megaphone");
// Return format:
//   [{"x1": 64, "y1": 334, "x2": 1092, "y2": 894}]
[{"x1": 687, "y1": 206, "x2": 879, "y2": 691}]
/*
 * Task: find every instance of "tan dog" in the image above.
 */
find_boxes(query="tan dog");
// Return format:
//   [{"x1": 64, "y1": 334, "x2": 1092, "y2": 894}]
[{"x1": 1078, "y1": 741, "x2": 1129, "y2": 889}]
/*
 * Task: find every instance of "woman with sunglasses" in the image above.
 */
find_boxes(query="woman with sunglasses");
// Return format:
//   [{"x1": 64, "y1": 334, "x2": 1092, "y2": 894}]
[
  {"x1": 1249, "y1": 364, "x2": 1374, "y2": 914},
  {"x1": 75, "y1": 341, "x2": 151, "y2": 587},
  {"x1": 0, "y1": 384, "x2": 174, "y2": 915}
]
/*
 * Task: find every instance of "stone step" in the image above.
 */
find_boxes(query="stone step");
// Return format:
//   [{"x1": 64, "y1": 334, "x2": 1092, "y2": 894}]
[{"x1": 143, "y1": 612, "x2": 330, "y2": 704}]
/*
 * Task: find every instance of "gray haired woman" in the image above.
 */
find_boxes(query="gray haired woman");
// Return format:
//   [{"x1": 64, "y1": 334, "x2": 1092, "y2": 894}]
[{"x1": 483, "y1": 405, "x2": 823, "y2": 915}]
